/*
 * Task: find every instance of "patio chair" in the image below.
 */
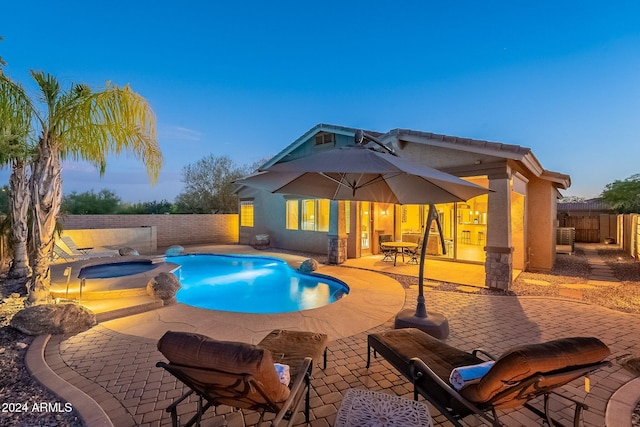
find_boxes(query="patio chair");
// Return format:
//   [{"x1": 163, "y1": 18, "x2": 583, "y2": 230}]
[
  {"x1": 379, "y1": 234, "x2": 395, "y2": 262},
  {"x1": 156, "y1": 329, "x2": 328, "y2": 427},
  {"x1": 367, "y1": 328, "x2": 611, "y2": 427},
  {"x1": 405, "y1": 238, "x2": 423, "y2": 265}
]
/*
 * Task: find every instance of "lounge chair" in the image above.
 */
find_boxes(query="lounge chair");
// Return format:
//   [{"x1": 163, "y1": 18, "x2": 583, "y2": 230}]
[
  {"x1": 367, "y1": 328, "x2": 611, "y2": 427},
  {"x1": 59, "y1": 236, "x2": 118, "y2": 259},
  {"x1": 51, "y1": 244, "x2": 77, "y2": 263},
  {"x1": 156, "y1": 329, "x2": 328, "y2": 427}
]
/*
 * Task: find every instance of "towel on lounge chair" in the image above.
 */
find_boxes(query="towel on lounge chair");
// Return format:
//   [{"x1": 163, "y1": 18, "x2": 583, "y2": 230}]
[
  {"x1": 449, "y1": 361, "x2": 495, "y2": 390},
  {"x1": 275, "y1": 363, "x2": 291, "y2": 386}
]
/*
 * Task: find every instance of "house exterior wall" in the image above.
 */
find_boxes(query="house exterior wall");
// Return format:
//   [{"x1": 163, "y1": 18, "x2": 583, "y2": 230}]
[
  {"x1": 237, "y1": 124, "x2": 568, "y2": 289},
  {"x1": 526, "y1": 176, "x2": 557, "y2": 271},
  {"x1": 238, "y1": 186, "x2": 327, "y2": 253}
]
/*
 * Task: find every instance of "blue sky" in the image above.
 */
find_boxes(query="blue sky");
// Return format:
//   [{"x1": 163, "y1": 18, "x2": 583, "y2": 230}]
[{"x1": 1, "y1": 1, "x2": 639, "y2": 202}]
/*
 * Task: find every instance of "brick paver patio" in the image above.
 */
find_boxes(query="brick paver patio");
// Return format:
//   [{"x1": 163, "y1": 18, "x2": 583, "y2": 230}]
[{"x1": 43, "y1": 282, "x2": 639, "y2": 427}]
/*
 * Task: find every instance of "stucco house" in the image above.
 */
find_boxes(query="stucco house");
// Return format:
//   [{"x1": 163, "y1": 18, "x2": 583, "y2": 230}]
[{"x1": 236, "y1": 124, "x2": 570, "y2": 290}]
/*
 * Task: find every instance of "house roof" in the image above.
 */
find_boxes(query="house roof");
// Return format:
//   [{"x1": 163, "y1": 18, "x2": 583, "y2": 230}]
[
  {"x1": 558, "y1": 199, "x2": 612, "y2": 212},
  {"x1": 386, "y1": 128, "x2": 532, "y2": 158},
  {"x1": 262, "y1": 123, "x2": 570, "y2": 189}
]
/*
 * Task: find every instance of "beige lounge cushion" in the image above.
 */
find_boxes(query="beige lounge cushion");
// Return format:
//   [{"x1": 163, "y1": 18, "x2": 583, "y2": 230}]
[
  {"x1": 460, "y1": 337, "x2": 610, "y2": 407},
  {"x1": 158, "y1": 331, "x2": 290, "y2": 404}
]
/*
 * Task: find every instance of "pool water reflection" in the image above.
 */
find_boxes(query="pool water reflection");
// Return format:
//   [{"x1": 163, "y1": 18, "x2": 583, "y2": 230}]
[{"x1": 169, "y1": 254, "x2": 349, "y2": 314}]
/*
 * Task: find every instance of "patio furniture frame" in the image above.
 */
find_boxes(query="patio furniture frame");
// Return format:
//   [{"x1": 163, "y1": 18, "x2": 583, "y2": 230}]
[
  {"x1": 366, "y1": 328, "x2": 611, "y2": 427},
  {"x1": 156, "y1": 329, "x2": 328, "y2": 427}
]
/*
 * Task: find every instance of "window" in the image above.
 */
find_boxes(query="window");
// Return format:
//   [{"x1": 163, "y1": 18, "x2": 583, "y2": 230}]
[
  {"x1": 286, "y1": 200, "x2": 299, "y2": 230},
  {"x1": 239, "y1": 200, "x2": 254, "y2": 227},
  {"x1": 317, "y1": 199, "x2": 330, "y2": 231},
  {"x1": 314, "y1": 132, "x2": 335, "y2": 145},
  {"x1": 301, "y1": 199, "x2": 316, "y2": 231},
  {"x1": 288, "y1": 199, "x2": 330, "y2": 231},
  {"x1": 345, "y1": 201, "x2": 351, "y2": 234}
]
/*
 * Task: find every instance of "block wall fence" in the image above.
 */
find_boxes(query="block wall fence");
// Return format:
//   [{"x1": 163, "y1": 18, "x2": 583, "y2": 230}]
[{"x1": 60, "y1": 214, "x2": 239, "y2": 249}]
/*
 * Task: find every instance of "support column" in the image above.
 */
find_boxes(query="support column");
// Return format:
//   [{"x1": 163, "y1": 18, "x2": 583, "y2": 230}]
[
  {"x1": 485, "y1": 172, "x2": 513, "y2": 290},
  {"x1": 328, "y1": 200, "x2": 348, "y2": 264}
]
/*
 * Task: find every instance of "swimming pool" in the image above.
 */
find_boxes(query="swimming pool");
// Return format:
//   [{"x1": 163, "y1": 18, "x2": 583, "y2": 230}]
[{"x1": 169, "y1": 254, "x2": 349, "y2": 314}]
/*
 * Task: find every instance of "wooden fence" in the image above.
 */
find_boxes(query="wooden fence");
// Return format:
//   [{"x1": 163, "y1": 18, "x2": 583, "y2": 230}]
[
  {"x1": 617, "y1": 214, "x2": 639, "y2": 260},
  {"x1": 558, "y1": 214, "x2": 617, "y2": 243}
]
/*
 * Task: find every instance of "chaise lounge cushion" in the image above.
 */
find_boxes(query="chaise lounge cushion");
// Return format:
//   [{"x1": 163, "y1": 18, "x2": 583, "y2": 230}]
[
  {"x1": 157, "y1": 331, "x2": 290, "y2": 405},
  {"x1": 257, "y1": 329, "x2": 328, "y2": 382},
  {"x1": 460, "y1": 337, "x2": 610, "y2": 408}
]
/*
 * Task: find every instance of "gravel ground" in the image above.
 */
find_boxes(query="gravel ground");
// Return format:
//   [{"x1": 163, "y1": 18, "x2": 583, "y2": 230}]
[
  {"x1": 0, "y1": 244, "x2": 638, "y2": 426},
  {"x1": 512, "y1": 244, "x2": 640, "y2": 315},
  {"x1": 0, "y1": 277, "x2": 82, "y2": 427}
]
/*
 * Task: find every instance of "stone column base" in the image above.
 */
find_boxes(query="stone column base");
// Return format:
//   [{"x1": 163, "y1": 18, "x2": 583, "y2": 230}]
[
  {"x1": 484, "y1": 246, "x2": 513, "y2": 290},
  {"x1": 328, "y1": 236, "x2": 348, "y2": 265}
]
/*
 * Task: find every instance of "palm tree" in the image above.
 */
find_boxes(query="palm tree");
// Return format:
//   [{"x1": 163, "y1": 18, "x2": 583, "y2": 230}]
[
  {"x1": 26, "y1": 71, "x2": 163, "y2": 305},
  {"x1": 0, "y1": 74, "x2": 34, "y2": 280}
]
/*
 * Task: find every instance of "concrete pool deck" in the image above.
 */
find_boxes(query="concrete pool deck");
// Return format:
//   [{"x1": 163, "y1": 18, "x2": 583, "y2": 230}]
[
  {"x1": 99, "y1": 264, "x2": 405, "y2": 344},
  {"x1": 30, "y1": 244, "x2": 640, "y2": 426}
]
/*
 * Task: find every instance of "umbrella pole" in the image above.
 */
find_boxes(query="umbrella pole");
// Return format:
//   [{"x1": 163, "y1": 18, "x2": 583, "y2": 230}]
[{"x1": 394, "y1": 204, "x2": 450, "y2": 339}]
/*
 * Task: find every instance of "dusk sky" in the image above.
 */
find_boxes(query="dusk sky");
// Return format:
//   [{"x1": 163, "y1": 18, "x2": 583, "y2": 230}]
[{"x1": 1, "y1": 1, "x2": 639, "y2": 203}]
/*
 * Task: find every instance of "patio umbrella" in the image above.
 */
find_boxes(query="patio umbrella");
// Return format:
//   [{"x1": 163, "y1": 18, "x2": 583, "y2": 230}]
[{"x1": 236, "y1": 140, "x2": 490, "y2": 338}]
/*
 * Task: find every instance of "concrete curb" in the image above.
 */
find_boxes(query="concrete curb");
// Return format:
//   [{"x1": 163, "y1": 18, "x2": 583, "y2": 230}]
[
  {"x1": 26, "y1": 334, "x2": 114, "y2": 427},
  {"x1": 606, "y1": 376, "x2": 640, "y2": 427}
]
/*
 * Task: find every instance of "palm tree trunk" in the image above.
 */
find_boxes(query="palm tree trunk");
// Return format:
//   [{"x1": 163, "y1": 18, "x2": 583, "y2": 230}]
[
  {"x1": 27, "y1": 136, "x2": 61, "y2": 305},
  {"x1": 7, "y1": 160, "x2": 31, "y2": 279}
]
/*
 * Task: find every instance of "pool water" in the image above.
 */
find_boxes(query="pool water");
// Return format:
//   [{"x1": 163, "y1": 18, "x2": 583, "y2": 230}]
[
  {"x1": 78, "y1": 261, "x2": 156, "y2": 279},
  {"x1": 169, "y1": 254, "x2": 349, "y2": 314}
]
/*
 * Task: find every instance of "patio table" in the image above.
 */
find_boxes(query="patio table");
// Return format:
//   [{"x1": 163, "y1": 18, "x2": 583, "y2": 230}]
[
  {"x1": 381, "y1": 241, "x2": 417, "y2": 266},
  {"x1": 335, "y1": 388, "x2": 432, "y2": 427}
]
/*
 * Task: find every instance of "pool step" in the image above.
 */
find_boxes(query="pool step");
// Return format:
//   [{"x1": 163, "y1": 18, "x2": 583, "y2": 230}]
[
  {"x1": 51, "y1": 287, "x2": 148, "y2": 300},
  {"x1": 54, "y1": 294, "x2": 164, "y2": 323},
  {"x1": 96, "y1": 300, "x2": 164, "y2": 323}
]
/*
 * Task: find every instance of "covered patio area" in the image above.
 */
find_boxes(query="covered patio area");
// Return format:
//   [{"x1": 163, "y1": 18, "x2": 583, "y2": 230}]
[{"x1": 341, "y1": 253, "x2": 521, "y2": 288}]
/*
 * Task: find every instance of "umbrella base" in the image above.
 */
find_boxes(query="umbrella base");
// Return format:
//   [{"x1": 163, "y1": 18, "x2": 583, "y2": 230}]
[{"x1": 394, "y1": 309, "x2": 450, "y2": 339}]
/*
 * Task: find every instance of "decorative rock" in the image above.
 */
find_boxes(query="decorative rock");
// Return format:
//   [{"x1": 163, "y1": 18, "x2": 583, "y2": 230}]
[
  {"x1": 10, "y1": 304, "x2": 97, "y2": 336},
  {"x1": 16, "y1": 342, "x2": 28, "y2": 350},
  {"x1": 251, "y1": 234, "x2": 271, "y2": 250},
  {"x1": 165, "y1": 245, "x2": 184, "y2": 256},
  {"x1": 147, "y1": 272, "x2": 182, "y2": 305},
  {"x1": 299, "y1": 258, "x2": 319, "y2": 273},
  {"x1": 119, "y1": 247, "x2": 139, "y2": 256}
]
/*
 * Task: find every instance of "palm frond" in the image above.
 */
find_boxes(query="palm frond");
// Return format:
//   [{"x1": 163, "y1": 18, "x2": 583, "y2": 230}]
[
  {"x1": 0, "y1": 74, "x2": 35, "y2": 164},
  {"x1": 54, "y1": 81, "x2": 163, "y2": 182}
]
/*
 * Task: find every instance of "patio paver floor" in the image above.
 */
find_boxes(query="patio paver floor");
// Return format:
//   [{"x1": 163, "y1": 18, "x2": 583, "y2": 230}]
[{"x1": 31, "y1": 244, "x2": 640, "y2": 426}]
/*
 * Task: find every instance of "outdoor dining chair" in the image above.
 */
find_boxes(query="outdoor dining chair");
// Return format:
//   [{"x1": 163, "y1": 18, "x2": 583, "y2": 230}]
[
  {"x1": 379, "y1": 234, "x2": 395, "y2": 262},
  {"x1": 405, "y1": 238, "x2": 423, "y2": 265}
]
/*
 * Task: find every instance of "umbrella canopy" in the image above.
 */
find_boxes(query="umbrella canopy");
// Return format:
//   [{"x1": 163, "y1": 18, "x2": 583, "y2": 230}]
[
  {"x1": 236, "y1": 143, "x2": 492, "y2": 339},
  {"x1": 237, "y1": 145, "x2": 489, "y2": 204}
]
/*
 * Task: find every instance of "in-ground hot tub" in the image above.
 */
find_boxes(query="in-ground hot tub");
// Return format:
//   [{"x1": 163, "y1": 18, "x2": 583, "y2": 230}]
[
  {"x1": 78, "y1": 260, "x2": 158, "y2": 279},
  {"x1": 50, "y1": 257, "x2": 180, "y2": 300}
]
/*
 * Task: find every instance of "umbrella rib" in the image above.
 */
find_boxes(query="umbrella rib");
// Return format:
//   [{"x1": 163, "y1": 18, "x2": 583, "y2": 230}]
[
  {"x1": 318, "y1": 172, "x2": 406, "y2": 198},
  {"x1": 358, "y1": 172, "x2": 403, "y2": 189}
]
